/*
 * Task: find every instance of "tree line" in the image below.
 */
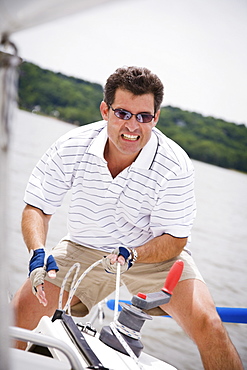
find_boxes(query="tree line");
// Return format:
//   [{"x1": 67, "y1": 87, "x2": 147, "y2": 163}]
[{"x1": 18, "y1": 61, "x2": 247, "y2": 173}]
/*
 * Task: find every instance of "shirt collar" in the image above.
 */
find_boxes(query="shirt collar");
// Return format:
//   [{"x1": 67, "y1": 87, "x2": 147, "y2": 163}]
[
  {"x1": 87, "y1": 123, "x2": 158, "y2": 170},
  {"x1": 87, "y1": 123, "x2": 108, "y2": 161},
  {"x1": 132, "y1": 130, "x2": 158, "y2": 169}
]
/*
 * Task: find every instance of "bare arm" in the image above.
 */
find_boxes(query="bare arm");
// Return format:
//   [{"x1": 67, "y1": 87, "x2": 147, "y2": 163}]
[
  {"x1": 108, "y1": 234, "x2": 187, "y2": 266},
  {"x1": 21, "y1": 204, "x2": 52, "y2": 252},
  {"x1": 22, "y1": 204, "x2": 54, "y2": 306},
  {"x1": 135, "y1": 234, "x2": 187, "y2": 263}
]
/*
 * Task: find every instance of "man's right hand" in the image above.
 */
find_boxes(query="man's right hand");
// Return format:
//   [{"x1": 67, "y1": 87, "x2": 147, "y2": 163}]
[{"x1": 29, "y1": 248, "x2": 59, "y2": 306}]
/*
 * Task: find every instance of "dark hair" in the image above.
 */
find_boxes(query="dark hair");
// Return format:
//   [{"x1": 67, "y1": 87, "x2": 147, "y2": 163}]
[{"x1": 103, "y1": 66, "x2": 164, "y2": 113}]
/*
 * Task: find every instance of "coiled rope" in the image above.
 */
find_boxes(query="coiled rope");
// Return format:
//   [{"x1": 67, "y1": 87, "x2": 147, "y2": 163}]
[{"x1": 59, "y1": 259, "x2": 102, "y2": 315}]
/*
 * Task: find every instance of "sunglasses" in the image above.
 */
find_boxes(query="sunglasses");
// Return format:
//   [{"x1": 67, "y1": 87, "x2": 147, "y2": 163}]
[{"x1": 110, "y1": 105, "x2": 155, "y2": 123}]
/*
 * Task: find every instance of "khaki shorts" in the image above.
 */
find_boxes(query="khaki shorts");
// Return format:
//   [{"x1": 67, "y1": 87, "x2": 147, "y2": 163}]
[{"x1": 45, "y1": 239, "x2": 204, "y2": 317}]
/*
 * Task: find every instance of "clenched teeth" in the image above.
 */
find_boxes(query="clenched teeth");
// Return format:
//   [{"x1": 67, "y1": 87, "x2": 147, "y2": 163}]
[{"x1": 122, "y1": 134, "x2": 139, "y2": 141}]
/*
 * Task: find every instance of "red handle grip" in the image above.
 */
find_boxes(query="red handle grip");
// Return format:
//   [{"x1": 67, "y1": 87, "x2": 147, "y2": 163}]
[{"x1": 162, "y1": 260, "x2": 184, "y2": 295}]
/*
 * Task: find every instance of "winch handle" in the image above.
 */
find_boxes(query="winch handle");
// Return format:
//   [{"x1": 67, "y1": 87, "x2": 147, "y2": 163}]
[{"x1": 162, "y1": 260, "x2": 184, "y2": 295}]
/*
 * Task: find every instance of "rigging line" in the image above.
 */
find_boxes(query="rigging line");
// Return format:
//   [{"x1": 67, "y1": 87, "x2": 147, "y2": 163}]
[
  {"x1": 58, "y1": 259, "x2": 144, "y2": 368},
  {"x1": 114, "y1": 262, "x2": 121, "y2": 322},
  {"x1": 59, "y1": 260, "x2": 102, "y2": 313},
  {"x1": 59, "y1": 262, "x2": 80, "y2": 313},
  {"x1": 110, "y1": 322, "x2": 144, "y2": 370},
  {"x1": 112, "y1": 262, "x2": 143, "y2": 369}
]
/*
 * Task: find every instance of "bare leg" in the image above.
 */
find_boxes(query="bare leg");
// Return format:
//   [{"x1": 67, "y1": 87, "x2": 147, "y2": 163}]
[
  {"x1": 161, "y1": 279, "x2": 243, "y2": 370},
  {"x1": 11, "y1": 278, "x2": 80, "y2": 349}
]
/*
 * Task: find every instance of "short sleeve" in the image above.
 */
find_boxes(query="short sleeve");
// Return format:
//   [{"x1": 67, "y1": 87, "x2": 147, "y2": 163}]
[
  {"x1": 150, "y1": 168, "x2": 196, "y2": 238},
  {"x1": 24, "y1": 142, "x2": 71, "y2": 214}
]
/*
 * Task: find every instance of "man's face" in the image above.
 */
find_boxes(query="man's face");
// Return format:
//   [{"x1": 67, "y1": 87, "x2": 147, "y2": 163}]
[{"x1": 100, "y1": 88, "x2": 160, "y2": 160}]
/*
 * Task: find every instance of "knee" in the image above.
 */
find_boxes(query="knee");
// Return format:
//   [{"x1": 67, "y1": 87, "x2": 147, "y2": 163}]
[
  {"x1": 11, "y1": 286, "x2": 29, "y2": 323},
  {"x1": 71, "y1": 301, "x2": 89, "y2": 317},
  {"x1": 191, "y1": 309, "x2": 227, "y2": 345},
  {"x1": 11, "y1": 280, "x2": 40, "y2": 325}
]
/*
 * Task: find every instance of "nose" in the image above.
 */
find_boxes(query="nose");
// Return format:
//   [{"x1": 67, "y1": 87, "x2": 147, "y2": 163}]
[{"x1": 124, "y1": 116, "x2": 139, "y2": 131}]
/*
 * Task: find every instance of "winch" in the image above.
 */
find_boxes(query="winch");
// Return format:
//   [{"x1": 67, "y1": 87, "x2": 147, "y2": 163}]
[{"x1": 99, "y1": 260, "x2": 184, "y2": 357}]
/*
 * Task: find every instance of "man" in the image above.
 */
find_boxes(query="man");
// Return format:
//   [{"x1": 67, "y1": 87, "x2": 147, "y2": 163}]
[{"x1": 12, "y1": 66, "x2": 243, "y2": 368}]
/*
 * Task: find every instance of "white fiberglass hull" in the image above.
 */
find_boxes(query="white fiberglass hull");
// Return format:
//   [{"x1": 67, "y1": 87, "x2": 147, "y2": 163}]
[{"x1": 25, "y1": 315, "x2": 176, "y2": 370}]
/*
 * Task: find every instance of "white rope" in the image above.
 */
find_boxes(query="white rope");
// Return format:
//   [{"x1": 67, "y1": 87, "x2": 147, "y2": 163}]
[
  {"x1": 59, "y1": 260, "x2": 102, "y2": 314},
  {"x1": 59, "y1": 262, "x2": 81, "y2": 314},
  {"x1": 58, "y1": 258, "x2": 144, "y2": 369},
  {"x1": 114, "y1": 262, "x2": 121, "y2": 322},
  {"x1": 110, "y1": 322, "x2": 144, "y2": 370},
  {"x1": 111, "y1": 262, "x2": 143, "y2": 369},
  {"x1": 114, "y1": 320, "x2": 141, "y2": 340}
]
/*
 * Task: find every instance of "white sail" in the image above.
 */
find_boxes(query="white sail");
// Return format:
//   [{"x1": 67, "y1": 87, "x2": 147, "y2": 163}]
[
  {"x1": 0, "y1": 0, "x2": 118, "y2": 35},
  {"x1": 0, "y1": 1, "x2": 121, "y2": 369}
]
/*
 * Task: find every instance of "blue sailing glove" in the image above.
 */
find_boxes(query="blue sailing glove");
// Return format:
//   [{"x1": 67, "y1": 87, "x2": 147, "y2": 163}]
[
  {"x1": 102, "y1": 246, "x2": 137, "y2": 274},
  {"x1": 29, "y1": 248, "x2": 59, "y2": 295}
]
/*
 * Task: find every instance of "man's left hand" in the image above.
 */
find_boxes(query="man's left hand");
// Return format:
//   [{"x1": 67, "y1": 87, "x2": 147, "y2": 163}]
[{"x1": 102, "y1": 246, "x2": 135, "y2": 274}]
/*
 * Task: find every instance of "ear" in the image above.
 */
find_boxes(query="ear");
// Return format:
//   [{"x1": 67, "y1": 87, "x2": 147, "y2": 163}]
[
  {"x1": 100, "y1": 101, "x2": 109, "y2": 121},
  {"x1": 153, "y1": 109, "x2": 160, "y2": 127}
]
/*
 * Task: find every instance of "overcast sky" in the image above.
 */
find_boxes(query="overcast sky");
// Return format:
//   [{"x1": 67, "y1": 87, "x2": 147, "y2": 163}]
[{"x1": 11, "y1": 0, "x2": 247, "y2": 125}]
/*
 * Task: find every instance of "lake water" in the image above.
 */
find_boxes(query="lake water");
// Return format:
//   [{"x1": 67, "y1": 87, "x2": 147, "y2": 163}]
[{"x1": 7, "y1": 109, "x2": 247, "y2": 369}]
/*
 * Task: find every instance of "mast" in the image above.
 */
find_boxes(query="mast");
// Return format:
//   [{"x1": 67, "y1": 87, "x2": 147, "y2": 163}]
[
  {"x1": 0, "y1": 36, "x2": 21, "y2": 370},
  {"x1": 0, "y1": 2, "x2": 120, "y2": 368}
]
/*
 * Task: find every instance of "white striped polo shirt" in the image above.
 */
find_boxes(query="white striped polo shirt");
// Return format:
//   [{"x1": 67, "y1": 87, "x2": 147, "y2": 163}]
[{"x1": 24, "y1": 120, "x2": 196, "y2": 253}]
